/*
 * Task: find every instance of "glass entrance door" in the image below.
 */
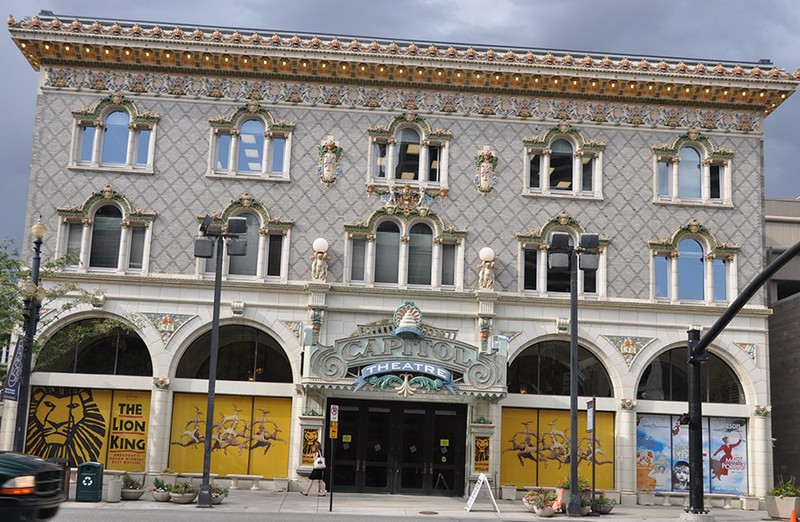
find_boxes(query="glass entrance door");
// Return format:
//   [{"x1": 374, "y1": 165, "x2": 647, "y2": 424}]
[{"x1": 329, "y1": 400, "x2": 465, "y2": 496}]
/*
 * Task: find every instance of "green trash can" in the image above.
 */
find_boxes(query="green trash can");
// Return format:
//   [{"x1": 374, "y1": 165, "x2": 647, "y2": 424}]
[{"x1": 76, "y1": 462, "x2": 103, "y2": 502}]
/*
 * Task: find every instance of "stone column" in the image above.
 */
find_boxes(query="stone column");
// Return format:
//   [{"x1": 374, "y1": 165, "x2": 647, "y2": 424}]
[
  {"x1": 617, "y1": 398, "x2": 638, "y2": 505},
  {"x1": 146, "y1": 378, "x2": 173, "y2": 473}
]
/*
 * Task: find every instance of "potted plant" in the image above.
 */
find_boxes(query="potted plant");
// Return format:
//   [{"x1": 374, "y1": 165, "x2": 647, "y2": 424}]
[
  {"x1": 556, "y1": 474, "x2": 592, "y2": 512},
  {"x1": 120, "y1": 472, "x2": 145, "y2": 500},
  {"x1": 151, "y1": 477, "x2": 171, "y2": 502},
  {"x1": 592, "y1": 491, "x2": 617, "y2": 514},
  {"x1": 211, "y1": 484, "x2": 229, "y2": 505},
  {"x1": 766, "y1": 476, "x2": 800, "y2": 519},
  {"x1": 169, "y1": 480, "x2": 198, "y2": 504},
  {"x1": 637, "y1": 487, "x2": 656, "y2": 506},
  {"x1": 580, "y1": 495, "x2": 592, "y2": 516},
  {"x1": 522, "y1": 488, "x2": 556, "y2": 517},
  {"x1": 739, "y1": 493, "x2": 758, "y2": 511}
]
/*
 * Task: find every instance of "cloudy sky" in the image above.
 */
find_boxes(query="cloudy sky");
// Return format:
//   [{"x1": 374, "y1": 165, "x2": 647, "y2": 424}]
[{"x1": 3, "y1": 0, "x2": 799, "y2": 248}]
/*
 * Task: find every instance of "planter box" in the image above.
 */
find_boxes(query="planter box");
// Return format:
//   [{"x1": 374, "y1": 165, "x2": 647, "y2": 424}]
[
  {"x1": 637, "y1": 492, "x2": 656, "y2": 506},
  {"x1": 766, "y1": 496, "x2": 800, "y2": 519},
  {"x1": 500, "y1": 486, "x2": 516, "y2": 500},
  {"x1": 121, "y1": 488, "x2": 145, "y2": 500},
  {"x1": 151, "y1": 490, "x2": 170, "y2": 502},
  {"x1": 169, "y1": 492, "x2": 197, "y2": 504}
]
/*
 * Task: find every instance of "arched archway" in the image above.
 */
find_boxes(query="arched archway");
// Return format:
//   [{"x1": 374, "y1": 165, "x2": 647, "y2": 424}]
[
  {"x1": 636, "y1": 347, "x2": 744, "y2": 403},
  {"x1": 176, "y1": 324, "x2": 291, "y2": 382},
  {"x1": 507, "y1": 340, "x2": 612, "y2": 396}
]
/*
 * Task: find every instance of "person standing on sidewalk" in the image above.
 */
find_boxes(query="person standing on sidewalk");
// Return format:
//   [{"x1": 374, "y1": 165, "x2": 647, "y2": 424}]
[{"x1": 302, "y1": 441, "x2": 326, "y2": 496}]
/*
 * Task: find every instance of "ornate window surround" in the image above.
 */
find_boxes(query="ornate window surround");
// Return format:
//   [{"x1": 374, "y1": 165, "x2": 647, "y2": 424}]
[
  {"x1": 69, "y1": 94, "x2": 159, "y2": 174},
  {"x1": 515, "y1": 210, "x2": 610, "y2": 298},
  {"x1": 208, "y1": 101, "x2": 295, "y2": 180},
  {"x1": 195, "y1": 192, "x2": 294, "y2": 283},
  {"x1": 647, "y1": 218, "x2": 739, "y2": 304},
  {"x1": 522, "y1": 123, "x2": 606, "y2": 199},
  {"x1": 55, "y1": 184, "x2": 156, "y2": 274},
  {"x1": 344, "y1": 208, "x2": 466, "y2": 290},
  {"x1": 652, "y1": 129, "x2": 734, "y2": 206},
  {"x1": 366, "y1": 112, "x2": 452, "y2": 194}
]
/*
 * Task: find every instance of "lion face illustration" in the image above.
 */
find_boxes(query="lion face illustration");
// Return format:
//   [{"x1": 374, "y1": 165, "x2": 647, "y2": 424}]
[
  {"x1": 26, "y1": 387, "x2": 107, "y2": 466},
  {"x1": 303, "y1": 429, "x2": 319, "y2": 455}
]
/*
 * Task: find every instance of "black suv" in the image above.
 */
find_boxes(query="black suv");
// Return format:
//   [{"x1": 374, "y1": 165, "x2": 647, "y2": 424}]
[{"x1": 0, "y1": 452, "x2": 66, "y2": 521}]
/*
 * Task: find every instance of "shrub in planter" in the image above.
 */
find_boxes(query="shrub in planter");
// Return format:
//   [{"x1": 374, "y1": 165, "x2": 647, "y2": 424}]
[
  {"x1": 169, "y1": 480, "x2": 198, "y2": 504},
  {"x1": 151, "y1": 477, "x2": 171, "y2": 502},
  {"x1": 556, "y1": 474, "x2": 592, "y2": 512},
  {"x1": 121, "y1": 473, "x2": 145, "y2": 500},
  {"x1": 766, "y1": 476, "x2": 800, "y2": 519},
  {"x1": 211, "y1": 484, "x2": 229, "y2": 505},
  {"x1": 592, "y1": 491, "x2": 616, "y2": 514},
  {"x1": 522, "y1": 488, "x2": 556, "y2": 517}
]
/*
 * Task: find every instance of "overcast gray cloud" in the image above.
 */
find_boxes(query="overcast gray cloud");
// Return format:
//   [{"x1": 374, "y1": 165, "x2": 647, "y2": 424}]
[{"x1": 3, "y1": 0, "x2": 799, "y2": 247}]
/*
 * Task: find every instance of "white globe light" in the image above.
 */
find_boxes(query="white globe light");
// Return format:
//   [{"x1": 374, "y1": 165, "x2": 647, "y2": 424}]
[
  {"x1": 313, "y1": 238, "x2": 329, "y2": 253},
  {"x1": 479, "y1": 247, "x2": 495, "y2": 262}
]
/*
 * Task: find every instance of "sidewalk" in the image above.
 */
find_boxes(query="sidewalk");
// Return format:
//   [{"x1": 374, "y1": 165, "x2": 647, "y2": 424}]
[{"x1": 57, "y1": 489, "x2": 774, "y2": 521}]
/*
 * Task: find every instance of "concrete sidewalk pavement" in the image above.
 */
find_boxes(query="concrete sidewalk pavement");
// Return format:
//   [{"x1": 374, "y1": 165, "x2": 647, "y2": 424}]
[{"x1": 56, "y1": 489, "x2": 774, "y2": 521}]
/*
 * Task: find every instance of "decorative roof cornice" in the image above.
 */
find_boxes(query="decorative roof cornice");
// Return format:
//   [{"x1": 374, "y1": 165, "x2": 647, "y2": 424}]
[{"x1": 9, "y1": 13, "x2": 798, "y2": 115}]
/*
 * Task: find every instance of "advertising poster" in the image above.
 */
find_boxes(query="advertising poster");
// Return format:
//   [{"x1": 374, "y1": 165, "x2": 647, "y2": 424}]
[
  {"x1": 669, "y1": 416, "x2": 691, "y2": 492},
  {"x1": 302, "y1": 428, "x2": 320, "y2": 465},
  {"x1": 169, "y1": 393, "x2": 290, "y2": 477},
  {"x1": 709, "y1": 417, "x2": 747, "y2": 494},
  {"x1": 26, "y1": 386, "x2": 113, "y2": 467},
  {"x1": 474, "y1": 436, "x2": 490, "y2": 473},
  {"x1": 500, "y1": 407, "x2": 614, "y2": 489},
  {"x1": 635, "y1": 414, "x2": 672, "y2": 491},
  {"x1": 107, "y1": 390, "x2": 150, "y2": 471}
]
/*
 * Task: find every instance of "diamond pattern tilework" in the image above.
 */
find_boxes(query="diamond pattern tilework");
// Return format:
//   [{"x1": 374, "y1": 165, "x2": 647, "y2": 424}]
[{"x1": 29, "y1": 90, "x2": 766, "y2": 301}]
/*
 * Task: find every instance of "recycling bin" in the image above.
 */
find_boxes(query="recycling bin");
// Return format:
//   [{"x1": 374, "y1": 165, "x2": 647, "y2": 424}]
[{"x1": 76, "y1": 462, "x2": 103, "y2": 502}]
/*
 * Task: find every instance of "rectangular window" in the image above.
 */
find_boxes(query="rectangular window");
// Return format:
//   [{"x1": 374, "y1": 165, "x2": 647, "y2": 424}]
[
  {"x1": 529, "y1": 153, "x2": 541, "y2": 189},
  {"x1": 216, "y1": 134, "x2": 231, "y2": 170},
  {"x1": 350, "y1": 238, "x2": 366, "y2": 281},
  {"x1": 266, "y1": 234, "x2": 283, "y2": 277},
  {"x1": 135, "y1": 129, "x2": 151, "y2": 166},
  {"x1": 710, "y1": 164, "x2": 722, "y2": 200},
  {"x1": 428, "y1": 145, "x2": 441, "y2": 183},
  {"x1": 373, "y1": 143, "x2": 387, "y2": 179},
  {"x1": 271, "y1": 136, "x2": 286, "y2": 174},
  {"x1": 523, "y1": 249, "x2": 537, "y2": 290},
  {"x1": 581, "y1": 157, "x2": 593, "y2": 192},
  {"x1": 655, "y1": 255, "x2": 669, "y2": 299},
  {"x1": 80, "y1": 126, "x2": 96, "y2": 162},
  {"x1": 66, "y1": 223, "x2": 82, "y2": 265},
  {"x1": 128, "y1": 226, "x2": 146, "y2": 270},
  {"x1": 238, "y1": 132, "x2": 264, "y2": 173},
  {"x1": 657, "y1": 160, "x2": 671, "y2": 197},
  {"x1": 441, "y1": 243, "x2": 456, "y2": 286},
  {"x1": 583, "y1": 268, "x2": 597, "y2": 294},
  {"x1": 713, "y1": 258, "x2": 727, "y2": 301}
]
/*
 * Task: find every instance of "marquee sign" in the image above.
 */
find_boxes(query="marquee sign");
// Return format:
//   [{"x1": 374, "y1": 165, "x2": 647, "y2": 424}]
[{"x1": 306, "y1": 301, "x2": 506, "y2": 397}]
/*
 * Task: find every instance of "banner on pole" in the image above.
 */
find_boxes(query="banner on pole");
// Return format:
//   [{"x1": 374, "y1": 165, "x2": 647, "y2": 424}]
[{"x1": 1, "y1": 340, "x2": 25, "y2": 401}]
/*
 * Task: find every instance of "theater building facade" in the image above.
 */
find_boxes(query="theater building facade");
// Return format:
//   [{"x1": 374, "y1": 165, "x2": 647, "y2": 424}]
[{"x1": 4, "y1": 12, "x2": 797, "y2": 500}]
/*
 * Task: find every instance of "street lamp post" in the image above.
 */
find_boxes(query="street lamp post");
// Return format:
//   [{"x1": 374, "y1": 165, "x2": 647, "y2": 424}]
[
  {"x1": 13, "y1": 218, "x2": 48, "y2": 453},
  {"x1": 548, "y1": 231, "x2": 598, "y2": 517},
  {"x1": 193, "y1": 215, "x2": 247, "y2": 508}
]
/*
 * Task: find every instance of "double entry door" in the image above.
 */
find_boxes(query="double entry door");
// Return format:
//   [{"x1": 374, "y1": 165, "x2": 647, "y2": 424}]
[{"x1": 329, "y1": 399, "x2": 466, "y2": 496}]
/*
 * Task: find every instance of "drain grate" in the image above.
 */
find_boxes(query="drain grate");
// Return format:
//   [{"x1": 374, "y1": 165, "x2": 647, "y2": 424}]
[{"x1": 419, "y1": 511, "x2": 439, "y2": 515}]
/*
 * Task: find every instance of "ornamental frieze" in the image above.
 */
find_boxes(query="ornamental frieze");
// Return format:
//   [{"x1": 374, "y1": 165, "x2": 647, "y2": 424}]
[{"x1": 44, "y1": 68, "x2": 762, "y2": 133}]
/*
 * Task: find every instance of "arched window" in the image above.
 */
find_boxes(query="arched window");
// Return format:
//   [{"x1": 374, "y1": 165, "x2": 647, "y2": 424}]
[
  {"x1": 89, "y1": 205, "x2": 122, "y2": 269},
  {"x1": 237, "y1": 119, "x2": 266, "y2": 173},
  {"x1": 507, "y1": 340, "x2": 612, "y2": 397},
  {"x1": 101, "y1": 111, "x2": 130, "y2": 165},
  {"x1": 395, "y1": 128, "x2": 421, "y2": 180},
  {"x1": 228, "y1": 212, "x2": 260, "y2": 276},
  {"x1": 637, "y1": 348, "x2": 743, "y2": 403},
  {"x1": 72, "y1": 98, "x2": 156, "y2": 171},
  {"x1": 407, "y1": 223, "x2": 433, "y2": 285},
  {"x1": 549, "y1": 139, "x2": 574, "y2": 191},
  {"x1": 176, "y1": 325, "x2": 292, "y2": 382},
  {"x1": 37, "y1": 319, "x2": 152, "y2": 376},
  {"x1": 678, "y1": 146, "x2": 702, "y2": 200},
  {"x1": 677, "y1": 238, "x2": 704, "y2": 300},
  {"x1": 211, "y1": 109, "x2": 293, "y2": 179},
  {"x1": 375, "y1": 221, "x2": 401, "y2": 284}
]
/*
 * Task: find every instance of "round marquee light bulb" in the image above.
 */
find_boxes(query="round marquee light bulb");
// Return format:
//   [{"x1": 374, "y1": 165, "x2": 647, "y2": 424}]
[
  {"x1": 313, "y1": 238, "x2": 329, "y2": 253},
  {"x1": 31, "y1": 217, "x2": 47, "y2": 240},
  {"x1": 479, "y1": 247, "x2": 495, "y2": 262}
]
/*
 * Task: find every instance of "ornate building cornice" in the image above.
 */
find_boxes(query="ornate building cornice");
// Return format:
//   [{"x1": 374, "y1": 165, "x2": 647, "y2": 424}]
[{"x1": 9, "y1": 13, "x2": 798, "y2": 115}]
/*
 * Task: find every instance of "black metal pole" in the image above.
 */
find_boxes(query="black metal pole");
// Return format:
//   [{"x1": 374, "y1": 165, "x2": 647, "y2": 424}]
[
  {"x1": 687, "y1": 328, "x2": 705, "y2": 513},
  {"x1": 567, "y1": 250, "x2": 582, "y2": 517},
  {"x1": 198, "y1": 235, "x2": 224, "y2": 508},
  {"x1": 13, "y1": 235, "x2": 43, "y2": 453},
  {"x1": 328, "y1": 434, "x2": 335, "y2": 512},
  {"x1": 591, "y1": 397, "x2": 596, "y2": 512}
]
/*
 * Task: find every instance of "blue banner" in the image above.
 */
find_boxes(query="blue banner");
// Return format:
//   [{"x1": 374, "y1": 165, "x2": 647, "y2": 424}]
[
  {"x1": 2, "y1": 339, "x2": 25, "y2": 401},
  {"x1": 352, "y1": 360, "x2": 454, "y2": 393}
]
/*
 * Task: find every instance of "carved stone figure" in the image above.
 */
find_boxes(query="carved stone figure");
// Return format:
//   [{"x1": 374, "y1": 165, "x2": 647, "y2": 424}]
[
  {"x1": 477, "y1": 260, "x2": 496, "y2": 289},
  {"x1": 474, "y1": 149, "x2": 498, "y2": 194},
  {"x1": 311, "y1": 251, "x2": 328, "y2": 282}
]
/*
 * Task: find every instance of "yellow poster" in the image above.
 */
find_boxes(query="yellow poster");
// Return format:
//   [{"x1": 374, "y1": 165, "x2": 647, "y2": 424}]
[
  {"x1": 169, "y1": 393, "x2": 290, "y2": 477},
  {"x1": 107, "y1": 390, "x2": 151, "y2": 471},
  {"x1": 474, "y1": 436, "x2": 490, "y2": 473},
  {"x1": 26, "y1": 386, "x2": 113, "y2": 467},
  {"x1": 500, "y1": 408, "x2": 614, "y2": 489},
  {"x1": 302, "y1": 428, "x2": 320, "y2": 465}
]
